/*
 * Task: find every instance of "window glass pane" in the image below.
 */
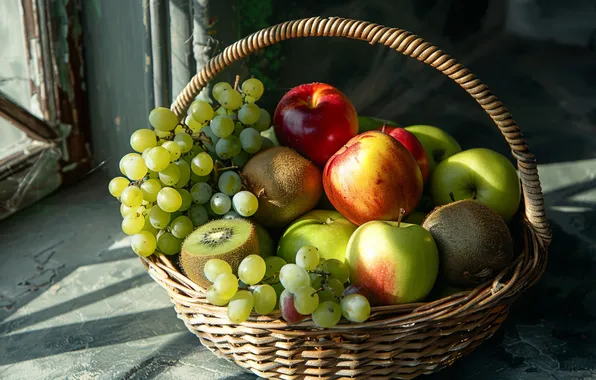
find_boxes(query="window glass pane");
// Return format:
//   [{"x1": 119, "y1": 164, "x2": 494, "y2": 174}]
[{"x1": 0, "y1": 0, "x2": 32, "y2": 111}]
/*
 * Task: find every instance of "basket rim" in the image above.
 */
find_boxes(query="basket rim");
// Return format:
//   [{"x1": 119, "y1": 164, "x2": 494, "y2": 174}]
[{"x1": 145, "y1": 16, "x2": 551, "y2": 330}]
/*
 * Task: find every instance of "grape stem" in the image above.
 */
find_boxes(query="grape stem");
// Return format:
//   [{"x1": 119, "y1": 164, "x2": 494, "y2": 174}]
[{"x1": 233, "y1": 75, "x2": 240, "y2": 91}]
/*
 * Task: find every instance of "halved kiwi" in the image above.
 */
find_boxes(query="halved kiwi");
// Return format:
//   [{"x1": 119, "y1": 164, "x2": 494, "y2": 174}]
[{"x1": 180, "y1": 218, "x2": 259, "y2": 288}]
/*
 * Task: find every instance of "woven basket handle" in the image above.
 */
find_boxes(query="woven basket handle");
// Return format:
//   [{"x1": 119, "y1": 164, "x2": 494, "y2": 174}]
[{"x1": 170, "y1": 17, "x2": 551, "y2": 248}]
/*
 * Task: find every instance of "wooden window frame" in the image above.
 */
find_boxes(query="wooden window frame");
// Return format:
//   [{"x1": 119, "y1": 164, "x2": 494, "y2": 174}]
[{"x1": 0, "y1": 0, "x2": 91, "y2": 218}]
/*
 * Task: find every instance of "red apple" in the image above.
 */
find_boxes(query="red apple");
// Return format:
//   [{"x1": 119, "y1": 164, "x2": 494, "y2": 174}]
[
  {"x1": 378, "y1": 124, "x2": 429, "y2": 183},
  {"x1": 273, "y1": 83, "x2": 358, "y2": 167},
  {"x1": 323, "y1": 131, "x2": 423, "y2": 225}
]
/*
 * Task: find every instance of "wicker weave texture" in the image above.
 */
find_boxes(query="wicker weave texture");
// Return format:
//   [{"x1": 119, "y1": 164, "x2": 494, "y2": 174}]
[{"x1": 141, "y1": 17, "x2": 551, "y2": 379}]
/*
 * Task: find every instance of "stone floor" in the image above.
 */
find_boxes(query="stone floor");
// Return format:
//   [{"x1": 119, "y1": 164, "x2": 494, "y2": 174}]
[{"x1": 1, "y1": 37, "x2": 596, "y2": 379}]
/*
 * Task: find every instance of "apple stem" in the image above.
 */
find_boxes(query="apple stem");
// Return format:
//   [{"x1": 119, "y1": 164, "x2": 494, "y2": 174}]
[
  {"x1": 397, "y1": 208, "x2": 406, "y2": 227},
  {"x1": 233, "y1": 75, "x2": 240, "y2": 91},
  {"x1": 472, "y1": 188, "x2": 477, "y2": 200},
  {"x1": 449, "y1": 192, "x2": 456, "y2": 202}
]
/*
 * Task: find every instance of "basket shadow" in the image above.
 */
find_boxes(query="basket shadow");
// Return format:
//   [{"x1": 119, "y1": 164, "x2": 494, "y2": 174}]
[
  {"x1": 0, "y1": 271, "x2": 152, "y2": 335},
  {"x1": 0, "y1": 307, "x2": 186, "y2": 366}
]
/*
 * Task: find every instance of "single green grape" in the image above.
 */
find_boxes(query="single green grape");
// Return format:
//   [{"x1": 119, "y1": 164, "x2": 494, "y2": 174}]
[
  {"x1": 206, "y1": 286, "x2": 229, "y2": 306},
  {"x1": 190, "y1": 100, "x2": 214, "y2": 124},
  {"x1": 120, "y1": 186, "x2": 143, "y2": 208},
  {"x1": 320, "y1": 259, "x2": 350, "y2": 284},
  {"x1": 145, "y1": 146, "x2": 171, "y2": 172},
  {"x1": 190, "y1": 182, "x2": 212, "y2": 204},
  {"x1": 140, "y1": 179, "x2": 162, "y2": 202},
  {"x1": 252, "y1": 284, "x2": 276, "y2": 315},
  {"x1": 219, "y1": 89, "x2": 242, "y2": 110},
  {"x1": 279, "y1": 264, "x2": 310, "y2": 293},
  {"x1": 173, "y1": 132, "x2": 193, "y2": 153},
  {"x1": 149, "y1": 107, "x2": 179, "y2": 132},
  {"x1": 186, "y1": 115, "x2": 205, "y2": 133},
  {"x1": 215, "y1": 135, "x2": 242, "y2": 159},
  {"x1": 325, "y1": 278, "x2": 345, "y2": 299},
  {"x1": 155, "y1": 129, "x2": 172, "y2": 139},
  {"x1": 264, "y1": 257, "x2": 287, "y2": 282},
  {"x1": 295, "y1": 246, "x2": 319, "y2": 271},
  {"x1": 157, "y1": 232, "x2": 182, "y2": 255},
  {"x1": 130, "y1": 129, "x2": 157, "y2": 152},
  {"x1": 158, "y1": 163, "x2": 181, "y2": 186},
  {"x1": 232, "y1": 191, "x2": 258, "y2": 217},
  {"x1": 234, "y1": 122, "x2": 244, "y2": 136},
  {"x1": 227, "y1": 290, "x2": 254, "y2": 323},
  {"x1": 142, "y1": 214, "x2": 159, "y2": 235},
  {"x1": 201, "y1": 126, "x2": 219, "y2": 152},
  {"x1": 120, "y1": 154, "x2": 148, "y2": 181},
  {"x1": 210, "y1": 115, "x2": 235, "y2": 138},
  {"x1": 131, "y1": 230, "x2": 157, "y2": 257},
  {"x1": 108, "y1": 177, "x2": 130, "y2": 198},
  {"x1": 340, "y1": 294, "x2": 371, "y2": 323},
  {"x1": 238, "y1": 254, "x2": 266, "y2": 285},
  {"x1": 120, "y1": 203, "x2": 137, "y2": 218},
  {"x1": 149, "y1": 205, "x2": 171, "y2": 229},
  {"x1": 173, "y1": 159, "x2": 191, "y2": 188},
  {"x1": 212, "y1": 82, "x2": 232, "y2": 102},
  {"x1": 122, "y1": 214, "x2": 145, "y2": 235},
  {"x1": 161, "y1": 141, "x2": 182, "y2": 162},
  {"x1": 177, "y1": 188, "x2": 192, "y2": 212},
  {"x1": 169, "y1": 215, "x2": 193, "y2": 239},
  {"x1": 214, "y1": 273, "x2": 239, "y2": 299},
  {"x1": 204, "y1": 259, "x2": 232, "y2": 283},
  {"x1": 237, "y1": 103, "x2": 260, "y2": 125},
  {"x1": 156, "y1": 187, "x2": 182, "y2": 213},
  {"x1": 187, "y1": 205, "x2": 207, "y2": 227},
  {"x1": 312, "y1": 301, "x2": 342, "y2": 328},
  {"x1": 190, "y1": 152, "x2": 214, "y2": 176},
  {"x1": 217, "y1": 171, "x2": 242, "y2": 196},
  {"x1": 252, "y1": 108, "x2": 271, "y2": 132},
  {"x1": 210, "y1": 193, "x2": 231, "y2": 215},
  {"x1": 293, "y1": 286, "x2": 319, "y2": 315},
  {"x1": 241, "y1": 78, "x2": 264, "y2": 100},
  {"x1": 239, "y1": 128, "x2": 262, "y2": 153}
]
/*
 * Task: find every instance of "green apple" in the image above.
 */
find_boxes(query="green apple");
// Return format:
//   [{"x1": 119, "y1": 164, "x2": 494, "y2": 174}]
[
  {"x1": 260, "y1": 126, "x2": 280, "y2": 146},
  {"x1": 345, "y1": 220, "x2": 439, "y2": 305},
  {"x1": 358, "y1": 116, "x2": 399, "y2": 133},
  {"x1": 404, "y1": 125, "x2": 462, "y2": 173},
  {"x1": 277, "y1": 210, "x2": 357, "y2": 263},
  {"x1": 429, "y1": 148, "x2": 521, "y2": 221}
]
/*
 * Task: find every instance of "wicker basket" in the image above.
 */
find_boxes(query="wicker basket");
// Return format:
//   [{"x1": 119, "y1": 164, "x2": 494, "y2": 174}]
[{"x1": 141, "y1": 17, "x2": 552, "y2": 379}]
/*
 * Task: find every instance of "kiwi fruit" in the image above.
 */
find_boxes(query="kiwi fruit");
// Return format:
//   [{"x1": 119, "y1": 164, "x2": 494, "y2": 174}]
[
  {"x1": 242, "y1": 146, "x2": 323, "y2": 228},
  {"x1": 422, "y1": 199, "x2": 514, "y2": 287},
  {"x1": 180, "y1": 218, "x2": 259, "y2": 288}
]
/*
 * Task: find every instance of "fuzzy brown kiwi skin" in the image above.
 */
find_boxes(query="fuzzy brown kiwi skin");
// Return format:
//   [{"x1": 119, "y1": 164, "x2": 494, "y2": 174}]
[
  {"x1": 180, "y1": 219, "x2": 259, "y2": 289},
  {"x1": 242, "y1": 147, "x2": 323, "y2": 228},
  {"x1": 421, "y1": 199, "x2": 515, "y2": 287}
]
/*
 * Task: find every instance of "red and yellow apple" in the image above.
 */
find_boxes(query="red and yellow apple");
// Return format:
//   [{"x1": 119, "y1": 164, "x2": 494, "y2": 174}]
[
  {"x1": 273, "y1": 83, "x2": 358, "y2": 167},
  {"x1": 345, "y1": 219, "x2": 439, "y2": 305},
  {"x1": 323, "y1": 131, "x2": 423, "y2": 225},
  {"x1": 378, "y1": 124, "x2": 429, "y2": 183}
]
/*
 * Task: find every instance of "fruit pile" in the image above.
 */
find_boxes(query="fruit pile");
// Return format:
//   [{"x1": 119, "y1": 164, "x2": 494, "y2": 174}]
[{"x1": 109, "y1": 77, "x2": 522, "y2": 328}]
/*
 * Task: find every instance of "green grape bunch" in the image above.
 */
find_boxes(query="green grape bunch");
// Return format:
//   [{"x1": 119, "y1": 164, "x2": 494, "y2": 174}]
[
  {"x1": 200, "y1": 245, "x2": 372, "y2": 327},
  {"x1": 108, "y1": 76, "x2": 274, "y2": 259}
]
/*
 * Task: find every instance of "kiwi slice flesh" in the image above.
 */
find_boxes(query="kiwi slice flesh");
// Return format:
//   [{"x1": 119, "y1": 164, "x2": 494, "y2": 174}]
[{"x1": 180, "y1": 218, "x2": 259, "y2": 288}]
